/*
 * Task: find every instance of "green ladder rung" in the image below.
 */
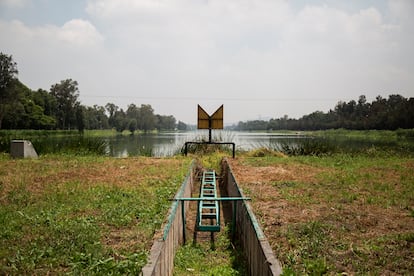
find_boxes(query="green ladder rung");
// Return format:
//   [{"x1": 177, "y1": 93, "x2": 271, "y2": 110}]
[
  {"x1": 197, "y1": 225, "x2": 220, "y2": 232},
  {"x1": 201, "y1": 213, "x2": 217, "y2": 218}
]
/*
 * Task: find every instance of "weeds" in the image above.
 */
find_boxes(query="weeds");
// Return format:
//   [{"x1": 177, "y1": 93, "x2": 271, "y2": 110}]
[
  {"x1": 0, "y1": 130, "x2": 108, "y2": 156},
  {"x1": 180, "y1": 130, "x2": 235, "y2": 156},
  {"x1": 232, "y1": 148, "x2": 414, "y2": 275},
  {"x1": 282, "y1": 221, "x2": 331, "y2": 274},
  {"x1": 174, "y1": 226, "x2": 246, "y2": 275},
  {"x1": 276, "y1": 138, "x2": 337, "y2": 156},
  {"x1": 33, "y1": 136, "x2": 108, "y2": 155},
  {"x1": 0, "y1": 156, "x2": 190, "y2": 274}
]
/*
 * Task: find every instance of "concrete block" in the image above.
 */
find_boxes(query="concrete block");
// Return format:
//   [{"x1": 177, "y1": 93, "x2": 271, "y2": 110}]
[{"x1": 10, "y1": 140, "x2": 38, "y2": 159}]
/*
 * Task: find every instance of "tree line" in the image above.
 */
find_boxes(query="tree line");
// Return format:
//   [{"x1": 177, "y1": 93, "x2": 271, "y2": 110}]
[
  {"x1": 2, "y1": 52, "x2": 412, "y2": 132},
  {"x1": 0, "y1": 52, "x2": 187, "y2": 132},
  {"x1": 234, "y1": 94, "x2": 414, "y2": 131}
]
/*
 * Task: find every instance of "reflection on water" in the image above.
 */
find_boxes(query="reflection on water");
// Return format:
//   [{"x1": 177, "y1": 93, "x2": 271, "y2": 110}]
[
  {"x1": 105, "y1": 130, "x2": 414, "y2": 157},
  {"x1": 103, "y1": 131, "x2": 185, "y2": 157},
  {"x1": 105, "y1": 130, "x2": 404, "y2": 157},
  {"x1": 22, "y1": 130, "x2": 414, "y2": 157}
]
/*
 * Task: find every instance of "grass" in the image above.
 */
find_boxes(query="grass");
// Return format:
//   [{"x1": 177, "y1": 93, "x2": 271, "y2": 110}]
[
  {"x1": 0, "y1": 154, "x2": 191, "y2": 274},
  {"x1": 174, "y1": 226, "x2": 246, "y2": 276},
  {"x1": 231, "y1": 150, "x2": 414, "y2": 275},
  {"x1": 282, "y1": 221, "x2": 331, "y2": 275},
  {"x1": 0, "y1": 130, "x2": 111, "y2": 155},
  {"x1": 173, "y1": 154, "x2": 247, "y2": 275},
  {"x1": 1, "y1": 129, "x2": 413, "y2": 274},
  {"x1": 180, "y1": 130, "x2": 236, "y2": 157}
]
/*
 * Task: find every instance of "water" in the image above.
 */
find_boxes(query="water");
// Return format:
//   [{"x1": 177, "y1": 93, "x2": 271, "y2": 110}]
[
  {"x1": 7, "y1": 130, "x2": 413, "y2": 157},
  {"x1": 105, "y1": 131, "x2": 414, "y2": 157},
  {"x1": 103, "y1": 131, "x2": 309, "y2": 157},
  {"x1": 106, "y1": 132, "x2": 185, "y2": 157}
]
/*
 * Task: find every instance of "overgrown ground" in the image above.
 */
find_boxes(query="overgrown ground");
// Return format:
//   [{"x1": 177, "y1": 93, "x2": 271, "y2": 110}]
[
  {"x1": 0, "y1": 154, "x2": 190, "y2": 274},
  {"x1": 230, "y1": 152, "x2": 414, "y2": 275},
  {"x1": 173, "y1": 154, "x2": 247, "y2": 275},
  {"x1": 2, "y1": 130, "x2": 414, "y2": 275}
]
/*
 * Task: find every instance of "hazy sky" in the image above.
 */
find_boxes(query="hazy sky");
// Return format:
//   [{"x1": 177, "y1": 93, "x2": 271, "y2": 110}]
[{"x1": 1, "y1": 0, "x2": 413, "y2": 124}]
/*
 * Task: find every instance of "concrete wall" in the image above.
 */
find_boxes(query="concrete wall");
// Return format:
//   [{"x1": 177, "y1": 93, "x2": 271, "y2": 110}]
[
  {"x1": 10, "y1": 140, "x2": 38, "y2": 158},
  {"x1": 141, "y1": 162, "x2": 195, "y2": 276},
  {"x1": 221, "y1": 159, "x2": 282, "y2": 276},
  {"x1": 142, "y1": 159, "x2": 282, "y2": 275}
]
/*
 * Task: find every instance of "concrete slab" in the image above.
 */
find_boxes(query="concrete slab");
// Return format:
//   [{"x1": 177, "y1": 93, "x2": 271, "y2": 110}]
[{"x1": 10, "y1": 140, "x2": 39, "y2": 159}]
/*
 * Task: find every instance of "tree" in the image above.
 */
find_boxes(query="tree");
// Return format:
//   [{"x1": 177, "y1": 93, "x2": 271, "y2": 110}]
[
  {"x1": 1, "y1": 80, "x2": 55, "y2": 129},
  {"x1": 83, "y1": 105, "x2": 109, "y2": 129},
  {"x1": 75, "y1": 104, "x2": 85, "y2": 133},
  {"x1": 138, "y1": 104, "x2": 156, "y2": 132},
  {"x1": 105, "y1": 102, "x2": 118, "y2": 128},
  {"x1": 128, "y1": 119, "x2": 137, "y2": 134},
  {"x1": 126, "y1": 103, "x2": 140, "y2": 120},
  {"x1": 33, "y1": 89, "x2": 57, "y2": 118},
  {"x1": 113, "y1": 109, "x2": 127, "y2": 132},
  {"x1": 385, "y1": 94, "x2": 407, "y2": 130},
  {"x1": 177, "y1": 121, "x2": 187, "y2": 131},
  {"x1": 156, "y1": 115, "x2": 176, "y2": 130},
  {"x1": 50, "y1": 79, "x2": 81, "y2": 129},
  {"x1": 0, "y1": 52, "x2": 18, "y2": 129}
]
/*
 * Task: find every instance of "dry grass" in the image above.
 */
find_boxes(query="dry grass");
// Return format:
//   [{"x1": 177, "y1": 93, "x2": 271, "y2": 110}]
[{"x1": 229, "y1": 155, "x2": 414, "y2": 275}]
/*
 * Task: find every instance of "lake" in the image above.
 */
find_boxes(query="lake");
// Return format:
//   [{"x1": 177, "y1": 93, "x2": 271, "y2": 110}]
[
  {"x1": 104, "y1": 130, "x2": 414, "y2": 157},
  {"x1": 104, "y1": 131, "x2": 313, "y2": 157},
  {"x1": 5, "y1": 130, "x2": 413, "y2": 157}
]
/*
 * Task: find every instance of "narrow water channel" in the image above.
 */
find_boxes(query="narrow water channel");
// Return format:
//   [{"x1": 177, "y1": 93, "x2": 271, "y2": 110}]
[{"x1": 173, "y1": 167, "x2": 247, "y2": 275}]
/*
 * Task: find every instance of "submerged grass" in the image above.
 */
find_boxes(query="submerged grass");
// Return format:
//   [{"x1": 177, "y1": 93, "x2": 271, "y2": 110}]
[{"x1": 0, "y1": 154, "x2": 191, "y2": 274}]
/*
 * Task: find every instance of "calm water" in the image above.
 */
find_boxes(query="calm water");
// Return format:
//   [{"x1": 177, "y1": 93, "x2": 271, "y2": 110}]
[
  {"x1": 105, "y1": 131, "x2": 414, "y2": 157},
  {"x1": 14, "y1": 130, "x2": 413, "y2": 157},
  {"x1": 104, "y1": 131, "x2": 313, "y2": 157}
]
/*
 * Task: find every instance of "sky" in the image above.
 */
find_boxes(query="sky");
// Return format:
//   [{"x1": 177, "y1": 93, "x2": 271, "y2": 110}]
[{"x1": 1, "y1": 0, "x2": 413, "y2": 125}]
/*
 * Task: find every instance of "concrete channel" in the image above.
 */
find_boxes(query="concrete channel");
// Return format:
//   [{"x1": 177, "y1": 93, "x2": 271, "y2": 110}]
[{"x1": 141, "y1": 158, "x2": 282, "y2": 275}]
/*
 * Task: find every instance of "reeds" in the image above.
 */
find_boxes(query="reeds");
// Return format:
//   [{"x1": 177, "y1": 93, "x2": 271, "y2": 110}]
[{"x1": 0, "y1": 130, "x2": 108, "y2": 156}]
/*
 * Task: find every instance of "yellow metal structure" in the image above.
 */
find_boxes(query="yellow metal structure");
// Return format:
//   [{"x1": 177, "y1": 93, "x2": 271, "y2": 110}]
[{"x1": 197, "y1": 105, "x2": 223, "y2": 130}]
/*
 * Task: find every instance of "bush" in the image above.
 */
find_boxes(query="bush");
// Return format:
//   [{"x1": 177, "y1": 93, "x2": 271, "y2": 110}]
[{"x1": 278, "y1": 138, "x2": 337, "y2": 156}]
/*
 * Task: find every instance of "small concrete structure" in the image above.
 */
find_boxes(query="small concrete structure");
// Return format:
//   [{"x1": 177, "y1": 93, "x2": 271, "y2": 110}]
[{"x1": 10, "y1": 140, "x2": 38, "y2": 159}]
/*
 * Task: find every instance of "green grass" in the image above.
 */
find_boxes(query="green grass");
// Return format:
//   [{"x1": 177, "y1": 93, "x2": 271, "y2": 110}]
[
  {"x1": 173, "y1": 154, "x2": 247, "y2": 275},
  {"x1": 174, "y1": 226, "x2": 246, "y2": 276},
  {"x1": 281, "y1": 221, "x2": 331, "y2": 275},
  {"x1": 0, "y1": 130, "x2": 111, "y2": 155},
  {"x1": 180, "y1": 131, "x2": 236, "y2": 157},
  {"x1": 235, "y1": 149, "x2": 414, "y2": 275},
  {"x1": 0, "y1": 155, "x2": 190, "y2": 274}
]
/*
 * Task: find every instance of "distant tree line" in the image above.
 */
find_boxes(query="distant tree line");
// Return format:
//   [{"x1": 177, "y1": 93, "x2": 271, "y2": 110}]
[
  {"x1": 0, "y1": 52, "x2": 187, "y2": 132},
  {"x1": 234, "y1": 94, "x2": 414, "y2": 131}
]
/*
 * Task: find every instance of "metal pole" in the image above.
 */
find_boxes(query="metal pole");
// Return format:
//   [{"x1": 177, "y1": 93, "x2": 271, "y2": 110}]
[{"x1": 208, "y1": 118, "x2": 212, "y2": 143}]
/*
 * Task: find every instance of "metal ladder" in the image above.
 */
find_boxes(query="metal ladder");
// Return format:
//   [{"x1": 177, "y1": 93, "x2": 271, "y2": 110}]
[{"x1": 196, "y1": 170, "x2": 220, "y2": 232}]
